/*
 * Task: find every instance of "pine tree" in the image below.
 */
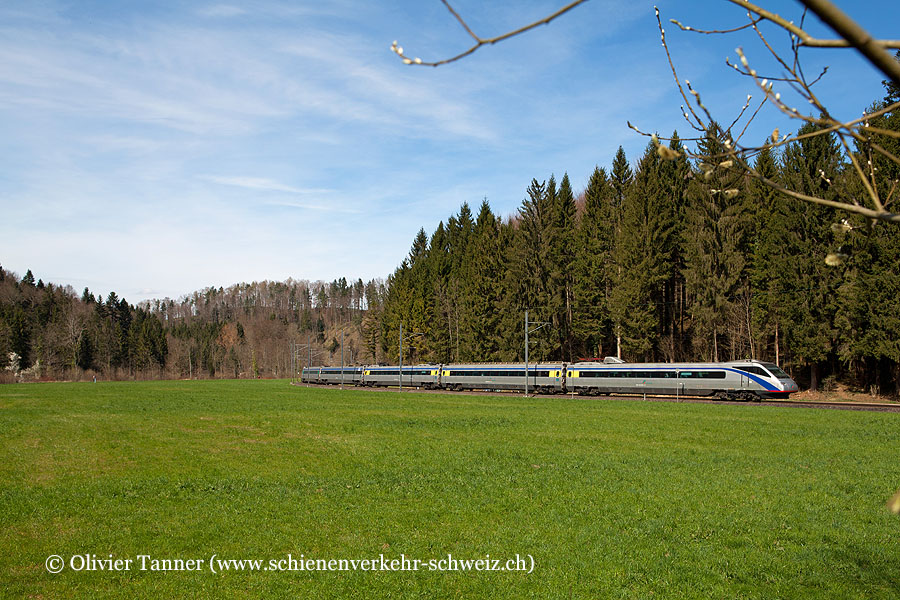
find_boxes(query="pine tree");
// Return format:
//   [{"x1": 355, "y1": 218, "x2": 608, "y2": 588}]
[
  {"x1": 778, "y1": 119, "x2": 845, "y2": 389},
  {"x1": 445, "y1": 203, "x2": 475, "y2": 360},
  {"x1": 550, "y1": 173, "x2": 577, "y2": 359},
  {"x1": 658, "y1": 133, "x2": 690, "y2": 359},
  {"x1": 426, "y1": 221, "x2": 453, "y2": 362},
  {"x1": 748, "y1": 144, "x2": 790, "y2": 364},
  {"x1": 607, "y1": 147, "x2": 633, "y2": 358},
  {"x1": 461, "y1": 199, "x2": 505, "y2": 361},
  {"x1": 76, "y1": 332, "x2": 94, "y2": 371},
  {"x1": 610, "y1": 146, "x2": 633, "y2": 221},
  {"x1": 609, "y1": 141, "x2": 676, "y2": 360},
  {"x1": 837, "y1": 74, "x2": 900, "y2": 393},
  {"x1": 380, "y1": 228, "x2": 434, "y2": 364},
  {"x1": 681, "y1": 124, "x2": 748, "y2": 361},
  {"x1": 495, "y1": 218, "x2": 523, "y2": 361},
  {"x1": 511, "y1": 178, "x2": 555, "y2": 361},
  {"x1": 573, "y1": 166, "x2": 615, "y2": 358}
]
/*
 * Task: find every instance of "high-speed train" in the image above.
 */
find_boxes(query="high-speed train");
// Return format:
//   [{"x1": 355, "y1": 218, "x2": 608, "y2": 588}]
[{"x1": 300, "y1": 358, "x2": 799, "y2": 400}]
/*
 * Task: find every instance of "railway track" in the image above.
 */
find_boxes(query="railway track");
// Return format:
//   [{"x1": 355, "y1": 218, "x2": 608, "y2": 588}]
[
  {"x1": 291, "y1": 382, "x2": 900, "y2": 413},
  {"x1": 625, "y1": 394, "x2": 900, "y2": 412}
]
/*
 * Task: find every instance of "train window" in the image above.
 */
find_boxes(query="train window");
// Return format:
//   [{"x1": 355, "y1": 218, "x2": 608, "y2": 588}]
[
  {"x1": 651, "y1": 371, "x2": 676, "y2": 378},
  {"x1": 736, "y1": 366, "x2": 767, "y2": 377},
  {"x1": 680, "y1": 371, "x2": 724, "y2": 378},
  {"x1": 695, "y1": 371, "x2": 726, "y2": 379},
  {"x1": 761, "y1": 363, "x2": 789, "y2": 378}
]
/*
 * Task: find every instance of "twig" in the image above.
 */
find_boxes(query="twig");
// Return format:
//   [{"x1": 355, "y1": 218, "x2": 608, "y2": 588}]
[{"x1": 391, "y1": 0, "x2": 589, "y2": 67}]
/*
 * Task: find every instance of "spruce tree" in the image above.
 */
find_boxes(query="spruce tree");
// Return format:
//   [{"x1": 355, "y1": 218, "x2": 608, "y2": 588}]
[
  {"x1": 681, "y1": 124, "x2": 747, "y2": 361},
  {"x1": 462, "y1": 199, "x2": 505, "y2": 361},
  {"x1": 512, "y1": 178, "x2": 555, "y2": 361},
  {"x1": 608, "y1": 147, "x2": 633, "y2": 358},
  {"x1": 837, "y1": 75, "x2": 900, "y2": 392},
  {"x1": 573, "y1": 166, "x2": 615, "y2": 358},
  {"x1": 610, "y1": 141, "x2": 675, "y2": 360},
  {"x1": 658, "y1": 133, "x2": 690, "y2": 359},
  {"x1": 426, "y1": 221, "x2": 453, "y2": 362},
  {"x1": 778, "y1": 119, "x2": 845, "y2": 389},
  {"x1": 550, "y1": 173, "x2": 577, "y2": 359},
  {"x1": 747, "y1": 144, "x2": 790, "y2": 364}
]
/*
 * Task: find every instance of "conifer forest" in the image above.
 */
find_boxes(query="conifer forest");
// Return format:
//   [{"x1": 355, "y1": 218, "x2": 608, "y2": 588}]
[{"x1": 2, "y1": 81, "x2": 899, "y2": 394}]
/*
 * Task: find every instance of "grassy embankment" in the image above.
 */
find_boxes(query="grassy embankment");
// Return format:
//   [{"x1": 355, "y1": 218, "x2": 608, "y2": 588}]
[{"x1": 1, "y1": 380, "x2": 898, "y2": 598}]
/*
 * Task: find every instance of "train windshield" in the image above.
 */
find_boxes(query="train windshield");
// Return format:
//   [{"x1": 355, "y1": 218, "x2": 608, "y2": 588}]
[
  {"x1": 761, "y1": 363, "x2": 790, "y2": 378},
  {"x1": 736, "y1": 365, "x2": 768, "y2": 376}
]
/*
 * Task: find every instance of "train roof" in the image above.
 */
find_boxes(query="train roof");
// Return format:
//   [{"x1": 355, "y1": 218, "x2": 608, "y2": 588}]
[
  {"x1": 440, "y1": 363, "x2": 564, "y2": 368},
  {"x1": 568, "y1": 360, "x2": 775, "y2": 368}
]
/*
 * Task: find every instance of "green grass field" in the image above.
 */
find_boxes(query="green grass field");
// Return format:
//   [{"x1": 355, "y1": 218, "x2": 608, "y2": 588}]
[{"x1": 2, "y1": 380, "x2": 899, "y2": 598}]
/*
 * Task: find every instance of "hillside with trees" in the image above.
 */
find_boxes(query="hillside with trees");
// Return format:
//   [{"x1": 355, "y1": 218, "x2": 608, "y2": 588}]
[{"x1": 0, "y1": 269, "x2": 386, "y2": 383}]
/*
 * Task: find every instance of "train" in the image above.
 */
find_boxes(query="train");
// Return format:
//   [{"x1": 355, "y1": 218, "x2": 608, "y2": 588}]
[{"x1": 300, "y1": 357, "x2": 799, "y2": 400}]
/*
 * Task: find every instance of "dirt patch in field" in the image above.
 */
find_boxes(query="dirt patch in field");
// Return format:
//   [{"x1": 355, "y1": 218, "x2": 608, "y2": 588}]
[{"x1": 794, "y1": 389, "x2": 899, "y2": 404}]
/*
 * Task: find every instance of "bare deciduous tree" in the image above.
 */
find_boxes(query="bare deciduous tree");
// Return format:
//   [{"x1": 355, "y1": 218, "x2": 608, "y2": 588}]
[{"x1": 393, "y1": 1, "x2": 900, "y2": 223}]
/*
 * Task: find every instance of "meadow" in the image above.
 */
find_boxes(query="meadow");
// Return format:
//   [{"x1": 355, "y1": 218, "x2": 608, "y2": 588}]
[{"x1": 1, "y1": 380, "x2": 898, "y2": 598}]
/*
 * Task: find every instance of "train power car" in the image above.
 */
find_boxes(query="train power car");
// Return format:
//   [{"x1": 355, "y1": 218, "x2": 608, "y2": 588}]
[{"x1": 565, "y1": 359, "x2": 798, "y2": 400}]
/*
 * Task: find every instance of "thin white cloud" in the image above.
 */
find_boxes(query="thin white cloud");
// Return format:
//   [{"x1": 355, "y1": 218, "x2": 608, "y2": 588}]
[
  {"x1": 264, "y1": 199, "x2": 361, "y2": 214},
  {"x1": 201, "y1": 175, "x2": 332, "y2": 195},
  {"x1": 0, "y1": 28, "x2": 285, "y2": 135}
]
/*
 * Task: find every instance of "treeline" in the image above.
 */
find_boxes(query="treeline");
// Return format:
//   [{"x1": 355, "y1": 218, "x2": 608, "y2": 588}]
[
  {"x1": 378, "y1": 83, "x2": 900, "y2": 394},
  {"x1": 0, "y1": 270, "x2": 386, "y2": 382}
]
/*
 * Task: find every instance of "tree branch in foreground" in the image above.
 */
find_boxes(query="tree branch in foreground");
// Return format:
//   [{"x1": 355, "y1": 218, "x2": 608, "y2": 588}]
[{"x1": 390, "y1": 0, "x2": 589, "y2": 66}]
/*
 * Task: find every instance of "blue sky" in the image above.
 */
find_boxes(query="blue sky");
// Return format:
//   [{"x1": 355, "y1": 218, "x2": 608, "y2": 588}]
[{"x1": 1, "y1": 0, "x2": 896, "y2": 302}]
